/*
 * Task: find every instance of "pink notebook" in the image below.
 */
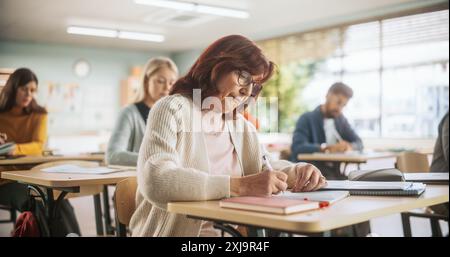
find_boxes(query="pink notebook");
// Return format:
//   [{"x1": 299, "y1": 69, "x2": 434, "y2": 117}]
[{"x1": 219, "y1": 196, "x2": 320, "y2": 214}]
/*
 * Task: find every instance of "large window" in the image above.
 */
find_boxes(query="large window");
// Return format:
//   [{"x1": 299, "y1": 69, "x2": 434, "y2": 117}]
[{"x1": 258, "y1": 9, "x2": 449, "y2": 138}]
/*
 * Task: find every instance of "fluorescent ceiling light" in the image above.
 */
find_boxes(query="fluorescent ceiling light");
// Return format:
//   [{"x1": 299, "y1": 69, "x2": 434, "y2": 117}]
[
  {"x1": 67, "y1": 26, "x2": 165, "y2": 43},
  {"x1": 67, "y1": 26, "x2": 117, "y2": 38},
  {"x1": 134, "y1": 0, "x2": 249, "y2": 19},
  {"x1": 135, "y1": 0, "x2": 194, "y2": 11},
  {"x1": 118, "y1": 31, "x2": 165, "y2": 42},
  {"x1": 196, "y1": 5, "x2": 249, "y2": 19}
]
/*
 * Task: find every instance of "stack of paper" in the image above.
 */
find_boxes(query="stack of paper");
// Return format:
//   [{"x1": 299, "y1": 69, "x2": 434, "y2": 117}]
[
  {"x1": 403, "y1": 173, "x2": 449, "y2": 183},
  {"x1": 320, "y1": 180, "x2": 426, "y2": 196},
  {"x1": 274, "y1": 190, "x2": 349, "y2": 205},
  {"x1": 324, "y1": 180, "x2": 414, "y2": 190},
  {"x1": 41, "y1": 164, "x2": 129, "y2": 175},
  {"x1": 0, "y1": 142, "x2": 15, "y2": 155}
]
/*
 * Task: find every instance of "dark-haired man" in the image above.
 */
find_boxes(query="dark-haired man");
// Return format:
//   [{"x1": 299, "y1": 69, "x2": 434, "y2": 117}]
[
  {"x1": 290, "y1": 82, "x2": 370, "y2": 236},
  {"x1": 290, "y1": 82, "x2": 363, "y2": 180}
]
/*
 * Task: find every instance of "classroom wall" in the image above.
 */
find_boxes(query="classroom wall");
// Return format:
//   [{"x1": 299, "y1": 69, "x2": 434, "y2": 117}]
[
  {"x1": 0, "y1": 40, "x2": 169, "y2": 135},
  {"x1": 171, "y1": 48, "x2": 202, "y2": 76}
]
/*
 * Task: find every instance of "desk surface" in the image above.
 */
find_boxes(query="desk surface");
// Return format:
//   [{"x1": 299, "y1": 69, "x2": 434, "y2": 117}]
[
  {"x1": 297, "y1": 152, "x2": 397, "y2": 163},
  {"x1": 168, "y1": 185, "x2": 449, "y2": 233},
  {"x1": 0, "y1": 168, "x2": 136, "y2": 188},
  {"x1": 0, "y1": 154, "x2": 105, "y2": 166}
]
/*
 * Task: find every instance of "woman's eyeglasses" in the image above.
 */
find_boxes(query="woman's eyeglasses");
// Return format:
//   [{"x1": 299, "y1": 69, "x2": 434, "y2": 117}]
[{"x1": 237, "y1": 70, "x2": 262, "y2": 97}]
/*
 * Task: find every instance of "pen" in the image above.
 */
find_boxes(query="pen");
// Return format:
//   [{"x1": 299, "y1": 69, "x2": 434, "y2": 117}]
[
  {"x1": 262, "y1": 155, "x2": 274, "y2": 172},
  {"x1": 262, "y1": 155, "x2": 284, "y2": 194}
]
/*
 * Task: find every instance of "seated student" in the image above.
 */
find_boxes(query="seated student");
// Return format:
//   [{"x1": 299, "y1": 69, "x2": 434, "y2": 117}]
[
  {"x1": 430, "y1": 111, "x2": 449, "y2": 173},
  {"x1": 129, "y1": 35, "x2": 327, "y2": 237},
  {"x1": 0, "y1": 68, "x2": 80, "y2": 236},
  {"x1": 106, "y1": 57, "x2": 178, "y2": 166},
  {"x1": 0, "y1": 70, "x2": 47, "y2": 156},
  {"x1": 290, "y1": 82, "x2": 363, "y2": 179},
  {"x1": 429, "y1": 111, "x2": 449, "y2": 216}
]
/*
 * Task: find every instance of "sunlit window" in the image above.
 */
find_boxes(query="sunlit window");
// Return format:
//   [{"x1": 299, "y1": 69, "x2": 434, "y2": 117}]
[{"x1": 258, "y1": 9, "x2": 449, "y2": 138}]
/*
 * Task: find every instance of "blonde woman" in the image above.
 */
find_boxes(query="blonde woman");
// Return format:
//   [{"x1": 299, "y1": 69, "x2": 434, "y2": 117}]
[{"x1": 106, "y1": 57, "x2": 178, "y2": 166}]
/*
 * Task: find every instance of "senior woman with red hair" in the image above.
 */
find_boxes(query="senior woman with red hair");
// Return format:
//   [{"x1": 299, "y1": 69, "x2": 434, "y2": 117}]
[{"x1": 130, "y1": 35, "x2": 327, "y2": 237}]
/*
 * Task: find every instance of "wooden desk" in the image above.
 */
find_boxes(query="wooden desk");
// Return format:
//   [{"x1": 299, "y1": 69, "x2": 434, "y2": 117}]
[
  {"x1": 297, "y1": 152, "x2": 397, "y2": 163},
  {"x1": 297, "y1": 152, "x2": 398, "y2": 173},
  {"x1": 0, "y1": 153, "x2": 114, "y2": 235},
  {"x1": 1, "y1": 168, "x2": 136, "y2": 236},
  {"x1": 1, "y1": 169, "x2": 135, "y2": 188},
  {"x1": 168, "y1": 185, "x2": 449, "y2": 235},
  {"x1": 0, "y1": 154, "x2": 105, "y2": 166}
]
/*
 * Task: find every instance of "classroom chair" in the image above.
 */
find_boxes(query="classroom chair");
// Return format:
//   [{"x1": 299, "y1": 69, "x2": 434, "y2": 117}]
[
  {"x1": 113, "y1": 177, "x2": 137, "y2": 237},
  {"x1": 279, "y1": 148, "x2": 292, "y2": 161},
  {"x1": 395, "y1": 152, "x2": 447, "y2": 236},
  {"x1": 395, "y1": 152, "x2": 429, "y2": 173}
]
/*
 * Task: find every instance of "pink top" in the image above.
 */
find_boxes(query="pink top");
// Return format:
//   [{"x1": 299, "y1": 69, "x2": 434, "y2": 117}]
[
  {"x1": 204, "y1": 131, "x2": 242, "y2": 177},
  {"x1": 199, "y1": 110, "x2": 242, "y2": 236}
]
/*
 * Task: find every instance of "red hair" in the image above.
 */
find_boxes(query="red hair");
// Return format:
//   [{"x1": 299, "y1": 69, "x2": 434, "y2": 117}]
[{"x1": 170, "y1": 35, "x2": 274, "y2": 100}]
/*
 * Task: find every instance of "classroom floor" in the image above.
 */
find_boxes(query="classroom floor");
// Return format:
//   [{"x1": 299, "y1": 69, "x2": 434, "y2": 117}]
[{"x1": 0, "y1": 158, "x2": 448, "y2": 237}]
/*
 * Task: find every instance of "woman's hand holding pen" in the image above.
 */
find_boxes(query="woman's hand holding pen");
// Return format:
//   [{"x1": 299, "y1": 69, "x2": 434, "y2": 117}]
[
  {"x1": 230, "y1": 171, "x2": 288, "y2": 197},
  {"x1": 291, "y1": 163, "x2": 327, "y2": 192}
]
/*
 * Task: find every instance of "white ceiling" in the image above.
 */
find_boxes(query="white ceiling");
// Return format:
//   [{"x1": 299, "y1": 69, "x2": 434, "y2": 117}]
[{"x1": 0, "y1": 0, "x2": 429, "y2": 52}]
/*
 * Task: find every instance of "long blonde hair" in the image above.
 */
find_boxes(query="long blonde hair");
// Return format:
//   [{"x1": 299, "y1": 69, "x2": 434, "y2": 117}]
[{"x1": 135, "y1": 57, "x2": 179, "y2": 103}]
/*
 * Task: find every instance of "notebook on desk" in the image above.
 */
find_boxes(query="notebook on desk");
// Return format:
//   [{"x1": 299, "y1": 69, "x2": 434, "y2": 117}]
[
  {"x1": 320, "y1": 180, "x2": 426, "y2": 196},
  {"x1": 220, "y1": 196, "x2": 320, "y2": 215}
]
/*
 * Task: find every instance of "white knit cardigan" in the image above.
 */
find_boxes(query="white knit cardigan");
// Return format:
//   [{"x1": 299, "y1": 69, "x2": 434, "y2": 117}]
[{"x1": 129, "y1": 94, "x2": 297, "y2": 237}]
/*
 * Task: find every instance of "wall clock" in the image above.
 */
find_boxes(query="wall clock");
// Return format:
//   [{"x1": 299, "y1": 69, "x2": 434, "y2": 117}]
[{"x1": 73, "y1": 59, "x2": 90, "y2": 78}]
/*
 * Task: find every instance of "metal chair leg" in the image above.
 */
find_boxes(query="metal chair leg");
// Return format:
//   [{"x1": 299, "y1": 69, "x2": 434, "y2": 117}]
[
  {"x1": 93, "y1": 194, "x2": 104, "y2": 236},
  {"x1": 10, "y1": 208, "x2": 17, "y2": 226},
  {"x1": 115, "y1": 222, "x2": 127, "y2": 237},
  {"x1": 401, "y1": 213, "x2": 412, "y2": 237},
  {"x1": 102, "y1": 185, "x2": 114, "y2": 235},
  {"x1": 431, "y1": 218, "x2": 443, "y2": 237}
]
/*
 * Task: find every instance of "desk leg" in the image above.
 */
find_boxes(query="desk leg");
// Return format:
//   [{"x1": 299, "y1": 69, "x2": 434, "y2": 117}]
[
  {"x1": 93, "y1": 194, "x2": 104, "y2": 236},
  {"x1": 102, "y1": 185, "x2": 114, "y2": 235},
  {"x1": 401, "y1": 213, "x2": 412, "y2": 237},
  {"x1": 342, "y1": 162, "x2": 348, "y2": 174}
]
